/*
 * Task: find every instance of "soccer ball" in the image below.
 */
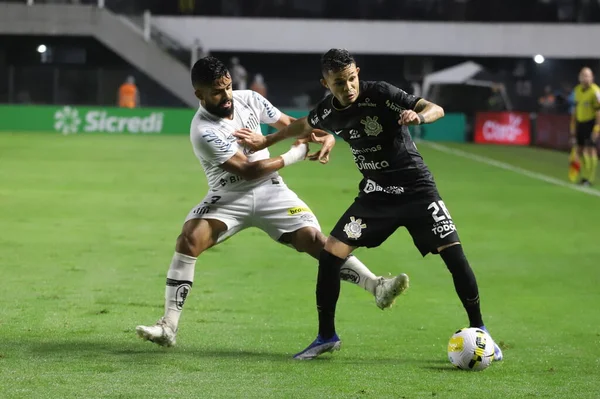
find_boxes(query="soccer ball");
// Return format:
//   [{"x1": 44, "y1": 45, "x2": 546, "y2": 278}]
[{"x1": 447, "y1": 328, "x2": 495, "y2": 371}]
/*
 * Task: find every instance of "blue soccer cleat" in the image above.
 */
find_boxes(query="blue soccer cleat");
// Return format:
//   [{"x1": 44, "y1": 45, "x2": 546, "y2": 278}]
[
  {"x1": 481, "y1": 326, "x2": 503, "y2": 361},
  {"x1": 293, "y1": 334, "x2": 342, "y2": 360}
]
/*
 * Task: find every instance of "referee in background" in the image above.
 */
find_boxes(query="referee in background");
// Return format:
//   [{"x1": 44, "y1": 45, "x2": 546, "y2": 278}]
[{"x1": 571, "y1": 67, "x2": 600, "y2": 186}]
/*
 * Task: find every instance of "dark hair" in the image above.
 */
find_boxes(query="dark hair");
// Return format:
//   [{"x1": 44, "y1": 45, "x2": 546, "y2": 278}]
[
  {"x1": 191, "y1": 56, "x2": 229, "y2": 87},
  {"x1": 321, "y1": 49, "x2": 355, "y2": 75}
]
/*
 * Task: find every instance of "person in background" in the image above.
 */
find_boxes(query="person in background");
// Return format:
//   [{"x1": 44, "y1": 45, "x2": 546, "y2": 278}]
[
  {"x1": 118, "y1": 76, "x2": 139, "y2": 108},
  {"x1": 570, "y1": 67, "x2": 600, "y2": 186},
  {"x1": 250, "y1": 74, "x2": 268, "y2": 98},
  {"x1": 538, "y1": 85, "x2": 556, "y2": 113},
  {"x1": 230, "y1": 57, "x2": 248, "y2": 90}
]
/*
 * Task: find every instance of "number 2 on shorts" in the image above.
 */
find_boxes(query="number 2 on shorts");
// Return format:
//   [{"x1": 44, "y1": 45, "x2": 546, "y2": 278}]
[{"x1": 428, "y1": 200, "x2": 451, "y2": 222}]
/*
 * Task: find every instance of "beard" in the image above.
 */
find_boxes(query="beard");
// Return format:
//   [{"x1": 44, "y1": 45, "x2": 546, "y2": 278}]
[{"x1": 205, "y1": 98, "x2": 234, "y2": 118}]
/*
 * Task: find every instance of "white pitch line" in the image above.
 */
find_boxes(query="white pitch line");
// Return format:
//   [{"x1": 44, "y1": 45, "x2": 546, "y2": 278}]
[{"x1": 421, "y1": 141, "x2": 600, "y2": 198}]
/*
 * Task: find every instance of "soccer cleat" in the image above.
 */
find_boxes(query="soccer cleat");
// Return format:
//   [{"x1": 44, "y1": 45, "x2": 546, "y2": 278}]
[
  {"x1": 480, "y1": 326, "x2": 503, "y2": 361},
  {"x1": 136, "y1": 317, "x2": 177, "y2": 347},
  {"x1": 375, "y1": 273, "x2": 410, "y2": 310},
  {"x1": 293, "y1": 334, "x2": 341, "y2": 360}
]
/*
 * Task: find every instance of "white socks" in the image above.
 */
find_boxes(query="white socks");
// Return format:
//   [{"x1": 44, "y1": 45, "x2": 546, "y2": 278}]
[
  {"x1": 340, "y1": 255, "x2": 379, "y2": 295},
  {"x1": 163, "y1": 252, "x2": 197, "y2": 330}
]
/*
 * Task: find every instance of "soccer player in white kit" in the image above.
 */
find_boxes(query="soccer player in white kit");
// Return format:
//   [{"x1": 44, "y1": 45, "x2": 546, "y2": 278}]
[{"x1": 136, "y1": 56, "x2": 409, "y2": 348}]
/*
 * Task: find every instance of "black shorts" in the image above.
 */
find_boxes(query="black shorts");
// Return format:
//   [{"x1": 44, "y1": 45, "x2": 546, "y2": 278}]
[
  {"x1": 576, "y1": 120, "x2": 596, "y2": 147},
  {"x1": 330, "y1": 194, "x2": 460, "y2": 257}
]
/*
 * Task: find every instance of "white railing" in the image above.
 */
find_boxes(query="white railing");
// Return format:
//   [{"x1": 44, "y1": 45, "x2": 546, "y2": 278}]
[
  {"x1": 21, "y1": 0, "x2": 208, "y2": 67},
  {"x1": 26, "y1": 0, "x2": 105, "y2": 7}
]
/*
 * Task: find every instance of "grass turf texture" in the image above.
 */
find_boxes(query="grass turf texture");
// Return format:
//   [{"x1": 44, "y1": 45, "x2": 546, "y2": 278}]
[{"x1": 1, "y1": 133, "x2": 599, "y2": 399}]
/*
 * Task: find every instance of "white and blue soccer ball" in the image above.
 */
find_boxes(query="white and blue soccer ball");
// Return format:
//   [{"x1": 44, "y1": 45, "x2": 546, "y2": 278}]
[{"x1": 447, "y1": 327, "x2": 495, "y2": 371}]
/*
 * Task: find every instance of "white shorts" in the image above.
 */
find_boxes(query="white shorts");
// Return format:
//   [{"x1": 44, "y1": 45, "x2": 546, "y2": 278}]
[{"x1": 184, "y1": 177, "x2": 321, "y2": 243}]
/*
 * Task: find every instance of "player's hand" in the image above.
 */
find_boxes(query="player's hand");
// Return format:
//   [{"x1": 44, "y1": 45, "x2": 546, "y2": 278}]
[
  {"x1": 307, "y1": 132, "x2": 335, "y2": 164},
  {"x1": 233, "y1": 128, "x2": 267, "y2": 151},
  {"x1": 399, "y1": 110, "x2": 422, "y2": 126}
]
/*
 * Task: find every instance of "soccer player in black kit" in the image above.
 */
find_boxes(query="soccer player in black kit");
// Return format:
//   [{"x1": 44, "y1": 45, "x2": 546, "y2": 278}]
[{"x1": 234, "y1": 49, "x2": 503, "y2": 361}]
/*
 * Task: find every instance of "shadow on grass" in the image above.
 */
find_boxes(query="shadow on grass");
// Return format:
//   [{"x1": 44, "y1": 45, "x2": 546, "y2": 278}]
[{"x1": 16, "y1": 339, "x2": 458, "y2": 368}]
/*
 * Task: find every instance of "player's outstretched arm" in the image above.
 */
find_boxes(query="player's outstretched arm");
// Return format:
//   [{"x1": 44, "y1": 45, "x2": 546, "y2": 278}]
[
  {"x1": 234, "y1": 117, "x2": 313, "y2": 151},
  {"x1": 400, "y1": 99, "x2": 445, "y2": 126},
  {"x1": 219, "y1": 146, "x2": 307, "y2": 181}
]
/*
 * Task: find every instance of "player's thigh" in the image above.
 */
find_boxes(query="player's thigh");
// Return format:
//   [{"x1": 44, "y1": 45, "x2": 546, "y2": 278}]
[
  {"x1": 253, "y1": 184, "x2": 322, "y2": 242},
  {"x1": 405, "y1": 197, "x2": 460, "y2": 257},
  {"x1": 577, "y1": 121, "x2": 594, "y2": 148},
  {"x1": 183, "y1": 190, "x2": 252, "y2": 247},
  {"x1": 330, "y1": 196, "x2": 400, "y2": 249}
]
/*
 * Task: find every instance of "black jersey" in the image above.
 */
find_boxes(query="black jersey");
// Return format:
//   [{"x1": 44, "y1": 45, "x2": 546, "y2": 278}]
[{"x1": 307, "y1": 81, "x2": 437, "y2": 198}]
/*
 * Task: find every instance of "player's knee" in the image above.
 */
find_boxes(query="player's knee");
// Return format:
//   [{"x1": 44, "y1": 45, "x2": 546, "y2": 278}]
[
  {"x1": 291, "y1": 227, "x2": 323, "y2": 254},
  {"x1": 176, "y1": 231, "x2": 204, "y2": 257}
]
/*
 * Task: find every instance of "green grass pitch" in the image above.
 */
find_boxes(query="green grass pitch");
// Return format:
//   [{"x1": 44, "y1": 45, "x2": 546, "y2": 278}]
[{"x1": 1, "y1": 132, "x2": 599, "y2": 398}]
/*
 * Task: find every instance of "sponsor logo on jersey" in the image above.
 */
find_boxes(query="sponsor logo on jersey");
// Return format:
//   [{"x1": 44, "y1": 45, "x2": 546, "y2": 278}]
[
  {"x1": 288, "y1": 206, "x2": 312, "y2": 215},
  {"x1": 385, "y1": 100, "x2": 404, "y2": 113},
  {"x1": 244, "y1": 112, "x2": 260, "y2": 131},
  {"x1": 334, "y1": 130, "x2": 343, "y2": 135},
  {"x1": 253, "y1": 91, "x2": 277, "y2": 119},
  {"x1": 202, "y1": 129, "x2": 232, "y2": 152},
  {"x1": 349, "y1": 129, "x2": 360, "y2": 139},
  {"x1": 351, "y1": 145, "x2": 382, "y2": 155},
  {"x1": 361, "y1": 116, "x2": 383, "y2": 136},
  {"x1": 310, "y1": 114, "x2": 320, "y2": 126},
  {"x1": 322, "y1": 108, "x2": 332, "y2": 119},
  {"x1": 363, "y1": 179, "x2": 404, "y2": 195},
  {"x1": 358, "y1": 98, "x2": 376, "y2": 107},
  {"x1": 343, "y1": 216, "x2": 367, "y2": 239},
  {"x1": 354, "y1": 154, "x2": 390, "y2": 170}
]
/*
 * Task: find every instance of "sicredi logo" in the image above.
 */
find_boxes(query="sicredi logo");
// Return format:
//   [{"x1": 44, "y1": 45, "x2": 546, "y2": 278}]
[{"x1": 54, "y1": 106, "x2": 164, "y2": 135}]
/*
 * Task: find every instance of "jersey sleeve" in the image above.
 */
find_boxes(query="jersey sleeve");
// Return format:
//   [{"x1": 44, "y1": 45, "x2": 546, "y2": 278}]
[
  {"x1": 307, "y1": 107, "x2": 322, "y2": 129},
  {"x1": 192, "y1": 126, "x2": 237, "y2": 166},
  {"x1": 377, "y1": 81, "x2": 422, "y2": 110},
  {"x1": 307, "y1": 97, "x2": 330, "y2": 129},
  {"x1": 250, "y1": 91, "x2": 282, "y2": 124}
]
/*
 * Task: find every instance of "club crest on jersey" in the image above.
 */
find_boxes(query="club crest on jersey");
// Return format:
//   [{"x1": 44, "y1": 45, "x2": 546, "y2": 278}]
[
  {"x1": 344, "y1": 216, "x2": 367, "y2": 239},
  {"x1": 361, "y1": 116, "x2": 383, "y2": 137},
  {"x1": 322, "y1": 108, "x2": 332, "y2": 119}
]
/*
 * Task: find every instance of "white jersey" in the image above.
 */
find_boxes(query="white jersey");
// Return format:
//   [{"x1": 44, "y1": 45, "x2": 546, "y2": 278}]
[{"x1": 190, "y1": 90, "x2": 282, "y2": 191}]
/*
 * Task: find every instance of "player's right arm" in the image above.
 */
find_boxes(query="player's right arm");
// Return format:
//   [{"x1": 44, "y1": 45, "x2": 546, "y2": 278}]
[
  {"x1": 193, "y1": 127, "x2": 306, "y2": 181},
  {"x1": 234, "y1": 117, "x2": 313, "y2": 151},
  {"x1": 219, "y1": 150, "x2": 304, "y2": 181}
]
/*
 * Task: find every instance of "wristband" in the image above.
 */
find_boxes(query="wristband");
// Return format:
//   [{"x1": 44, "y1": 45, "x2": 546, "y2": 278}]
[
  {"x1": 281, "y1": 144, "x2": 307, "y2": 166},
  {"x1": 418, "y1": 114, "x2": 426, "y2": 125}
]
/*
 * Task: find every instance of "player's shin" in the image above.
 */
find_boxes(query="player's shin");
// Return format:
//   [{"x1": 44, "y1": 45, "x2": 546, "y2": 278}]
[
  {"x1": 164, "y1": 252, "x2": 197, "y2": 330},
  {"x1": 316, "y1": 250, "x2": 345, "y2": 339},
  {"x1": 340, "y1": 255, "x2": 378, "y2": 294},
  {"x1": 583, "y1": 153, "x2": 592, "y2": 180},
  {"x1": 439, "y1": 245, "x2": 484, "y2": 328}
]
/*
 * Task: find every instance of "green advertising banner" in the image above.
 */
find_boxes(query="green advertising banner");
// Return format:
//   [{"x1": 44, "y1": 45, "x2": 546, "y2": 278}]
[
  {"x1": 0, "y1": 105, "x2": 466, "y2": 142},
  {"x1": 0, "y1": 105, "x2": 195, "y2": 135},
  {"x1": 421, "y1": 113, "x2": 466, "y2": 142}
]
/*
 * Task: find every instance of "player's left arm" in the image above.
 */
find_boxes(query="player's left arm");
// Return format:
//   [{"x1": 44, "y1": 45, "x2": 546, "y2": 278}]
[{"x1": 400, "y1": 99, "x2": 445, "y2": 126}]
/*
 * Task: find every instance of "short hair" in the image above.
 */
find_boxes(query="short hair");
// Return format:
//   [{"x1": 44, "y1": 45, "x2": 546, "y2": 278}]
[
  {"x1": 191, "y1": 56, "x2": 229, "y2": 87},
  {"x1": 321, "y1": 49, "x2": 355, "y2": 75}
]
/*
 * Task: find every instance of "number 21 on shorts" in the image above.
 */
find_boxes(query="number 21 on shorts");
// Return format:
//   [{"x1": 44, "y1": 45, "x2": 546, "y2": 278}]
[{"x1": 428, "y1": 200, "x2": 451, "y2": 222}]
